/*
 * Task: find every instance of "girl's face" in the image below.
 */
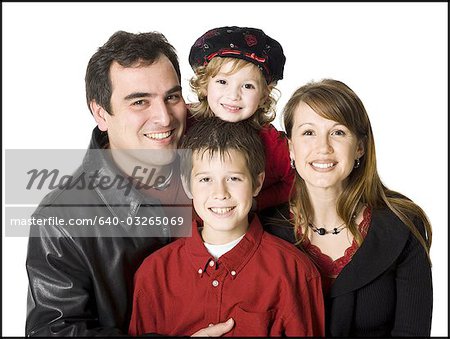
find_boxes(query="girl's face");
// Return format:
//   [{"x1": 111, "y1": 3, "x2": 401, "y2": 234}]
[
  {"x1": 289, "y1": 101, "x2": 364, "y2": 195},
  {"x1": 206, "y1": 61, "x2": 265, "y2": 122}
]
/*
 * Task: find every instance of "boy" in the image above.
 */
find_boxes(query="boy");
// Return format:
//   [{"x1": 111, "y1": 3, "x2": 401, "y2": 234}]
[{"x1": 128, "y1": 117, "x2": 325, "y2": 337}]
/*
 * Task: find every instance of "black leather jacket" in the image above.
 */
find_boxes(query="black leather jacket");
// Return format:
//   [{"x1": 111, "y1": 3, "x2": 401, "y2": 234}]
[{"x1": 25, "y1": 128, "x2": 186, "y2": 336}]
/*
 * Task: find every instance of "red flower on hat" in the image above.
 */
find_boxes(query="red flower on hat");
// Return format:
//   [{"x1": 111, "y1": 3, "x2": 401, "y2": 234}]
[{"x1": 244, "y1": 34, "x2": 258, "y2": 47}]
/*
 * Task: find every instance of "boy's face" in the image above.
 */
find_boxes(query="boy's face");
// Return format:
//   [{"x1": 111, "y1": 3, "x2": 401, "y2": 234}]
[
  {"x1": 206, "y1": 61, "x2": 265, "y2": 122},
  {"x1": 190, "y1": 149, "x2": 264, "y2": 244}
]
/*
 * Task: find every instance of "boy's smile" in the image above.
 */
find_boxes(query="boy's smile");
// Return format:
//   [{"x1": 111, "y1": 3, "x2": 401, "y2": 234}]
[{"x1": 190, "y1": 149, "x2": 263, "y2": 245}]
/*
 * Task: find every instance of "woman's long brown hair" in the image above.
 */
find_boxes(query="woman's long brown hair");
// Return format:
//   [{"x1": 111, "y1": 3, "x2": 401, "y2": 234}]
[{"x1": 283, "y1": 79, "x2": 432, "y2": 260}]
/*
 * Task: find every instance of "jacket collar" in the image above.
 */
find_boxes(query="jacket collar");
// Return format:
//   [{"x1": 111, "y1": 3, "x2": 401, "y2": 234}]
[
  {"x1": 328, "y1": 208, "x2": 410, "y2": 298},
  {"x1": 81, "y1": 127, "x2": 168, "y2": 224},
  {"x1": 186, "y1": 214, "x2": 264, "y2": 278}
]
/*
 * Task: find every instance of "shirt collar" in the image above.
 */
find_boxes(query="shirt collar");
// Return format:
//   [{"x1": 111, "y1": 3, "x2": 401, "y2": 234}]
[
  {"x1": 186, "y1": 214, "x2": 264, "y2": 278},
  {"x1": 82, "y1": 127, "x2": 188, "y2": 224}
]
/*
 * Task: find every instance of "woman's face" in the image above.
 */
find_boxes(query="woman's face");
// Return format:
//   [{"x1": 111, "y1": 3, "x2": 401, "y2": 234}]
[{"x1": 288, "y1": 101, "x2": 364, "y2": 195}]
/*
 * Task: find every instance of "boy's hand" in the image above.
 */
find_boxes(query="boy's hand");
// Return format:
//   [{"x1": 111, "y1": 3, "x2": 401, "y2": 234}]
[{"x1": 191, "y1": 318, "x2": 234, "y2": 337}]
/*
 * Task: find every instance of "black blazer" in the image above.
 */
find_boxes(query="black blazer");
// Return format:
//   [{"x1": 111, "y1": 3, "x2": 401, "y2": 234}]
[{"x1": 260, "y1": 205, "x2": 433, "y2": 337}]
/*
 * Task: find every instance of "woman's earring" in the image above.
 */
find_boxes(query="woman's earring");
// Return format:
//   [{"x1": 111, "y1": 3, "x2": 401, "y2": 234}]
[
  {"x1": 290, "y1": 159, "x2": 296, "y2": 169},
  {"x1": 354, "y1": 158, "x2": 361, "y2": 169}
]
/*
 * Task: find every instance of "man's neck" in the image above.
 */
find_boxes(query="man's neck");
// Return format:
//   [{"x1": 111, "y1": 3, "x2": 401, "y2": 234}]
[{"x1": 110, "y1": 148, "x2": 175, "y2": 189}]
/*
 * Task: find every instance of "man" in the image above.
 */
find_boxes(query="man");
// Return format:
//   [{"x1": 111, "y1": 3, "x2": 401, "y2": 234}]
[{"x1": 25, "y1": 30, "x2": 233, "y2": 337}]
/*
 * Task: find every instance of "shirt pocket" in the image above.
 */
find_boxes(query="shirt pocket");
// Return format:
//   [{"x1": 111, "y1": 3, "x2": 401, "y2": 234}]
[{"x1": 229, "y1": 305, "x2": 275, "y2": 337}]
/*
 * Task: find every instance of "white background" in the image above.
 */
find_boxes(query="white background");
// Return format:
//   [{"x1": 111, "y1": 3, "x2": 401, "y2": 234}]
[{"x1": 2, "y1": 2, "x2": 447, "y2": 336}]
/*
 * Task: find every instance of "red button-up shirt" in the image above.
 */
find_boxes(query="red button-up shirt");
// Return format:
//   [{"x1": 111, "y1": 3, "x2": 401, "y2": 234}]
[{"x1": 129, "y1": 215, "x2": 325, "y2": 337}]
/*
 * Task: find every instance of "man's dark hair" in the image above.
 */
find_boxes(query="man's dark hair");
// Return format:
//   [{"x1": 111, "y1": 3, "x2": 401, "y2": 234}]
[
  {"x1": 180, "y1": 117, "x2": 265, "y2": 189},
  {"x1": 85, "y1": 30, "x2": 181, "y2": 115}
]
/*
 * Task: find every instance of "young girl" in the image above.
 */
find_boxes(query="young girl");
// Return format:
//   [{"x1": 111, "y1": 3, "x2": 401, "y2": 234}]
[{"x1": 187, "y1": 26, "x2": 295, "y2": 212}]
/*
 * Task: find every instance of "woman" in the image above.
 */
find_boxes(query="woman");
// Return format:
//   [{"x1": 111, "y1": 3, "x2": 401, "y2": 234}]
[{"x1": 283, "y1": 78, "x2": 432, "y2": 337}]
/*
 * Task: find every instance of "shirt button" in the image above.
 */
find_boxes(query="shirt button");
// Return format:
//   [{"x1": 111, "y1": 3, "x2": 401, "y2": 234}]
[
  {"x1": 212, "y1": 280, "x2": 219, "y2": 287},
  {"x1": 198, "y1": 269, "x2": 203, "y2": 274},
  {"x1": 231, "y1": 270, "x2": 236, "y2": 276},
  {"x1": 209, "y1": 261, "x2": 215, "y2": 267}
]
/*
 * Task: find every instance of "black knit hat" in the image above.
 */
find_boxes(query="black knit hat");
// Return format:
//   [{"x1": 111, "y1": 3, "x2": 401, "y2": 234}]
[{"x1": 189, "y1": 26, "x2": 286, "y2": 83}]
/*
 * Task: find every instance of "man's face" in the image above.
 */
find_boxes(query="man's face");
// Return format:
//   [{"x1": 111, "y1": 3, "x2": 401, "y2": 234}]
[{"x1": 96, "y1": 56, "x2": 187, "y2": 167}]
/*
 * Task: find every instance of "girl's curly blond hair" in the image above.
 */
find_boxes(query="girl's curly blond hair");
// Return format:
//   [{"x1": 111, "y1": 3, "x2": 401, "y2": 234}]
[{"x1": 189, "y1": 57, "x2": 280, "y2": 128}]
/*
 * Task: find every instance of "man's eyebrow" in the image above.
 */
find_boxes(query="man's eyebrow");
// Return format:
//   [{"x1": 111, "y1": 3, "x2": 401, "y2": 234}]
[
  {"x1": 166, "y1": 85, "x2": 183, "y2": 95},
  {"x1": 124, "y1": 92, "x2": 151, "y2": 101},
  {"x1": 124, "y1": 85, "x2": 182, "y2": 101}
]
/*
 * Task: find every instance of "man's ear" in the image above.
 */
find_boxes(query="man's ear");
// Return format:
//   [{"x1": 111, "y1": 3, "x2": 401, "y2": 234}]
[
  {"x1": 90, "y1": 100, "x2": 109, "y2": 132},
  {"x1": 252, "y1": 172, "x2": 265, "y2": 197}
]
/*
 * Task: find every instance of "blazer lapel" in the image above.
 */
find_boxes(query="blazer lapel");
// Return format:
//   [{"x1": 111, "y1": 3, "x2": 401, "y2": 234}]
[{"x1": 328, "y1": 208, "x2": 410, "y2": 298}]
